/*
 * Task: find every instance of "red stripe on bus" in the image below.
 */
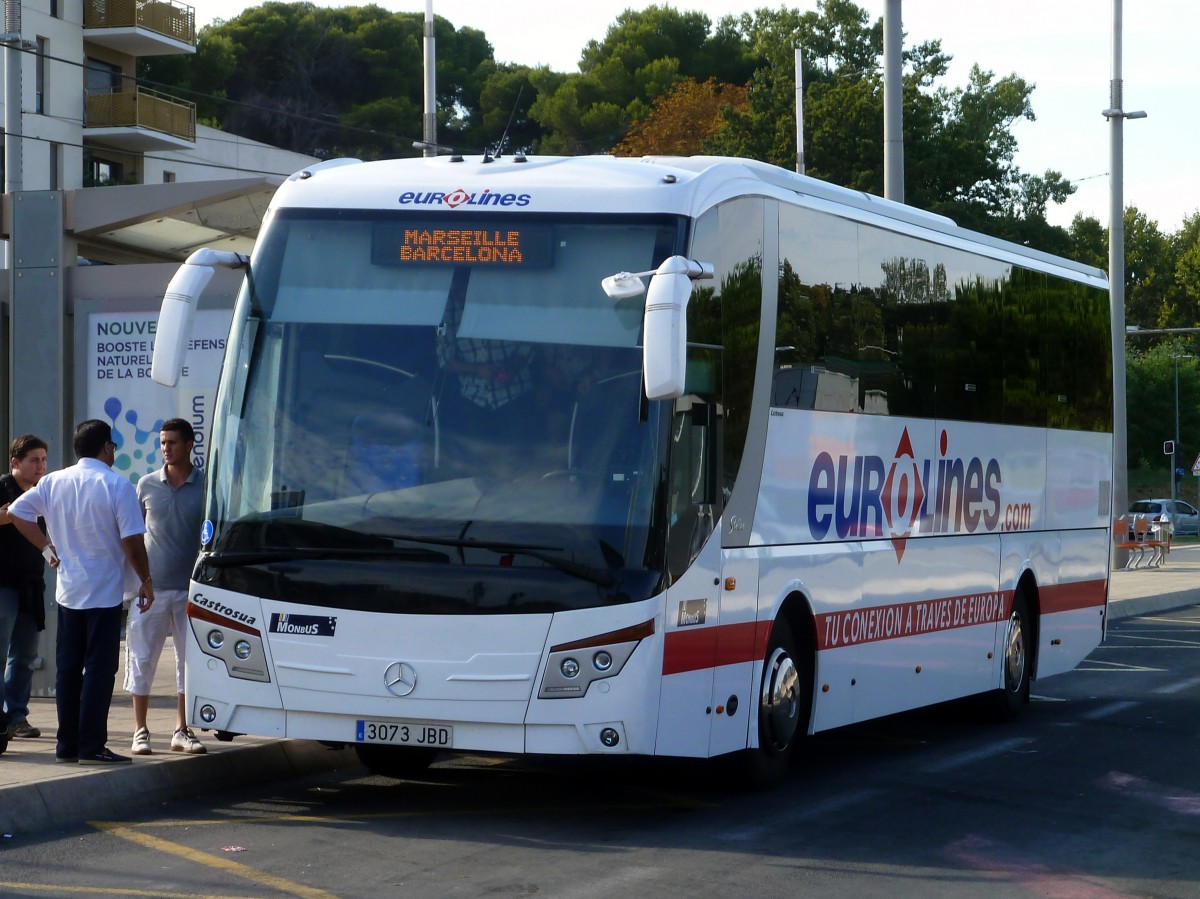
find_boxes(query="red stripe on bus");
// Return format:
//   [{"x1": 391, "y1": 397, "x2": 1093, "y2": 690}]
[
  {"x1": 662, "y1": 621, "x2": 773, "y2": 676},
  {"x1": 1040, "y1": 578, "x2": 1109, "y2": 614},
  {"x1": 661, "y1": 578, "x2": 1109, "y2": 671}
]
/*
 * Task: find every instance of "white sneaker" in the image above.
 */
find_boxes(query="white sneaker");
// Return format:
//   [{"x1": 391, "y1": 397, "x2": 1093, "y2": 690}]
[
  {"x1": 131, "y1": 727, "x2": 152, "y2": 755},
  {"x1": 171, "y1": 727, "x2": 206, "y2": 754}
]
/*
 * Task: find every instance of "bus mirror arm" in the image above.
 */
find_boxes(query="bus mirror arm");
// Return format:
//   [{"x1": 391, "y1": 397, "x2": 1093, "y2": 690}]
[
  {"x1": 641, "y1": 256, "x2": 713, "y2": 401},
  {"x1": 151, "y1": 249, "x2": 248, "y2": 388}
]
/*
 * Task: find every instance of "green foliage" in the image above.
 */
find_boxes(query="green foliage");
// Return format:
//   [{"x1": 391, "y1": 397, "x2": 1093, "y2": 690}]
[
  {"x1": 141, "y1": 3, "x2": 495, "y2": 157},
  {"x1": 1127, "y1": 341, "x2": 1200, "y2": 471},
  {"x1": 141, "y1": 0, "x2": 1200, "y2": 352}
]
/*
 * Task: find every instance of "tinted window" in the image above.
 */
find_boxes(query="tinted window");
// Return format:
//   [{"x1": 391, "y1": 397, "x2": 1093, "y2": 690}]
[{"x1": 774, "y1": 204, "x2": 1111, "y2": 431}]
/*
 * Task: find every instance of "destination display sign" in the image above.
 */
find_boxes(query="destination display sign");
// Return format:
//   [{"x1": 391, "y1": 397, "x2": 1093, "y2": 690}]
[{"x1": 372, "y1": 223, "x2": 554, "y2": 267}]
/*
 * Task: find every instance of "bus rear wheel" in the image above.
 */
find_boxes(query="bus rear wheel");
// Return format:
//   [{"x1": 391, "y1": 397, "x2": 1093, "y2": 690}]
[
  {"x1": 731, "y1": 618, "x2": 807, "y2": 788},
  {"x1": 354, "y1": 744, "x2": 438, "y2": 779},
  {"x1": 990, "y1": 592, "x2": 1032, "y2": 719}
]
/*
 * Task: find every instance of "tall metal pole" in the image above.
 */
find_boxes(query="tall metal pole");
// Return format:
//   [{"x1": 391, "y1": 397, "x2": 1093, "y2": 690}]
[
  {"x1": 1174, "y1": 339, "x2": 1181, "y2": 504},
  {"x1": 422, "y1": 0, "x2": 436, "y2": 157},
  {"x1": 882, "y1": 0, "x2": 903, "y2": 202},
  {"x1": 794, "y1": 48, "x2": 805, "y2": 175},
  {"x1": 1104, "y1": 0, "x2": 1146, "y2": 565},
  {"x1": 3, "y1": 0, "x2": 23, "y2": 272}
]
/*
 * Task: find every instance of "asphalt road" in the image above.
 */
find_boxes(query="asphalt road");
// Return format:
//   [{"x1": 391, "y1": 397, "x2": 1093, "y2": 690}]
[{"x1": 3, "y1": 603, "x2": 1199, "y2": 899}]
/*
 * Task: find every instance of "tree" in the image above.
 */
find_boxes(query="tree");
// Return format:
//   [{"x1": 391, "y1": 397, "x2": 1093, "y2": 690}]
[
  {"x1": 142, "y1": 3, "x2": 495, "y2": 158},
  {"x1": 529, "y1": 5, "x2": 756, "y2": 154},
  {"x1": 612, "y1": 78, "x2": 749, "y2": 157}
]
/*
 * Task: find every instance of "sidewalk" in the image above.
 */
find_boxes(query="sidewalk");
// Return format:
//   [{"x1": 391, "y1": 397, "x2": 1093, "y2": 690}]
[
  {"x1": 0, "y1": 636, "x2": 358, "y2": 836},
  {"x1": 2, "y1": 551, "x2": 1198, "y2": 837}
]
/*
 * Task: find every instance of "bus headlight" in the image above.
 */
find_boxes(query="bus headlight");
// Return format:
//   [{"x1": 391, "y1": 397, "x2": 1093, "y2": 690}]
[
  {"x1": 234, "y1": 640, "x2": 253, "y2": 660},
  {"x1": 207, "y1": 629, "x2": 224, "y2": 650},
  {"x1": 539, "y1": 620, "x2": 654, "y2": 700}
]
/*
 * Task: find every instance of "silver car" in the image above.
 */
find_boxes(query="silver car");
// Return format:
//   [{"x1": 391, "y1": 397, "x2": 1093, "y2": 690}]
[{"x1": 1129, "y1": 499, "x2": 1200, "y2": 537}]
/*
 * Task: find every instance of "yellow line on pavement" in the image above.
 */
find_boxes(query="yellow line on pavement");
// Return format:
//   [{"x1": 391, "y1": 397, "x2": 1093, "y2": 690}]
[
  {"x1": 89, "y1": 822, "x2": 340, "y2": 899},
  {"x1": 0, "y1": 884, "x2": 260, "y2": 898},
  {"x1": 104, "y1": 796, "x2": 714, "y2": 831}
]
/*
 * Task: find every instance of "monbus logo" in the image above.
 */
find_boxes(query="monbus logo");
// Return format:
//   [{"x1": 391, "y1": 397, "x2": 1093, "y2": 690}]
[
  {"x1": 806, "y1": 427, "x2": 1028, "y2": 561},
  {"x1": 397, "y1": 188, "x2": 532, "y2": 209},
  {"x1": 268, "y1": 613, "x2": 337, "y2": 637}
]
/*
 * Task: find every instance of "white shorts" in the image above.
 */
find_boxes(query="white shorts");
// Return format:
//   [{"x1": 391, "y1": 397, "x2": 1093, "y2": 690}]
[{"x1": 123, "y1": 588, "x2": 189, "y2": 696}]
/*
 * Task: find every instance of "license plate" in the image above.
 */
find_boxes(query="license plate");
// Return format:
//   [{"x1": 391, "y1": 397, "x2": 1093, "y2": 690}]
[{"x1": 355, "y1": 719, "x2": 453, "y2": 748}]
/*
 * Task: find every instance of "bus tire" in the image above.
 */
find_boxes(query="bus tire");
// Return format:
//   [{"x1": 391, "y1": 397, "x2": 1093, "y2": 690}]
[
  {"x1": 354, "y1": 744, "x2": 438, "y2": 779},
  {"x1": 990, "y1": 591, "x2": 1032, "y2": 720},
  {"x1": 731, "y1": 618, "x2": 807, "y2": 789}
]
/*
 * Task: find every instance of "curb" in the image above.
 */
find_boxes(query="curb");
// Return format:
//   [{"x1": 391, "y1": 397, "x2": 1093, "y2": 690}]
[
  {"x1": 1109, "y1": 590, "x2": 1200, "y2": 621},
  {"x1": 0, "y1": 740, "x2": 359, "y2": 836}
]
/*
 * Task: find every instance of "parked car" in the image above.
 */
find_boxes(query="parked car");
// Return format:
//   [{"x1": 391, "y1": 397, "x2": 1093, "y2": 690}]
[{"x1": 1128, "y1": 499, "x2": 1200, "y2": 537}]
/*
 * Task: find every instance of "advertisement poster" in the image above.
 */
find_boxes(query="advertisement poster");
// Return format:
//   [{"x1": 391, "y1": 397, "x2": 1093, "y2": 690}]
[{"x1": 87, "y1": 310, "x2": 232, "y2": 484}]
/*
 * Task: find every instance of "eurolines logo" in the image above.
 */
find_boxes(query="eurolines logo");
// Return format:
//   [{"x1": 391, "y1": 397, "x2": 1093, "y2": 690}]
[
  {"x1": 398, "y1": 187, "x2": 532, "y2": 209},
  {"x1": 807, "y1": 427, "x2": 1030, "y2": 561}
]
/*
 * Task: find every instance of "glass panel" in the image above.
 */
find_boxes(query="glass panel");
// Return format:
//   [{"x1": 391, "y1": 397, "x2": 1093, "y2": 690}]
[
  {"x1": 204, "y1": 212, "x2": 684, "y2": 612},
  {"x1": 689, "y1": 198, "x2": 762, "y2": 500},
  {"x1": 776, "y1": 204, "x2": 1110, "y2": 430}
]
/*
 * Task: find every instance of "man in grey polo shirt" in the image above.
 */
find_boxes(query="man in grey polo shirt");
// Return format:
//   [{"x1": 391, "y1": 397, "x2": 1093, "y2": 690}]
[{"x1": 125, "y1": 418, "x2": 206, "y2": 755}]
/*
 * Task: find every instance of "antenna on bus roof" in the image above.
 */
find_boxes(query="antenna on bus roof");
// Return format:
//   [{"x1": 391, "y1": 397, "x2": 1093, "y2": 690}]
[{"x1": 493, "y1": 85, "x2": 525, "y2": 159}]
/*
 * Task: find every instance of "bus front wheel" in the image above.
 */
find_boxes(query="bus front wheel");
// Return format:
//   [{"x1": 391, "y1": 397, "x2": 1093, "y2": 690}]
[{"x1": 731, "y1": 618, "x2": 807, "y2": 788}]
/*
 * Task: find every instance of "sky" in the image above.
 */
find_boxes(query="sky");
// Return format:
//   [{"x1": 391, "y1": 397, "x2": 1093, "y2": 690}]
[{"x1": 196, "y1": 1, "x2": 1199, "y2": 234}]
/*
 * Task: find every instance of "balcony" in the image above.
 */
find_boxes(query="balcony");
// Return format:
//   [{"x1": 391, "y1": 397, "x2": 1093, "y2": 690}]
[
  {"x1": 84, "y1": 0, "x2": 196, "y2": 56},
  {"x1": 85, "y1": 87, "x2": 196, "y2": 151}
]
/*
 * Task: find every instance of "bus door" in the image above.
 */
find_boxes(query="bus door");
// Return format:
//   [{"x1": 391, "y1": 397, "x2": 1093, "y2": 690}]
[{"x1": 657, "y1": 397, "x2": 738, "y2": 757}]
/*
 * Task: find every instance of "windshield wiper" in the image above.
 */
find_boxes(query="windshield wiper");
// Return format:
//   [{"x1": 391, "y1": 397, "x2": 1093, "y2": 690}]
[
  {"x1": 383, "y1": 533, "x2": 617, "y2": 588},
  {"x1": 203, "y1": 546, "x2": 449, "y2": 568}
]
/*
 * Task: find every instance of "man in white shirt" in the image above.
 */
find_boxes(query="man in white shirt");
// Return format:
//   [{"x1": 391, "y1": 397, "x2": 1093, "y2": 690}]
[{"x1": 8, "y1": 420, "x2": 154, "y2": 765}]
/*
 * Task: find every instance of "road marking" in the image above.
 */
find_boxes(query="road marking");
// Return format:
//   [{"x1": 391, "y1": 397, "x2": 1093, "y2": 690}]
[
  {"x1": 0, "y1": 886, "x2": 260, "y2": 899},
  {"x1": 1075, "y1": 659, "x2": 1165, "y2": 672},
  {"x1": 1078, "y1": 700, "x2": 1140, "y2": 720},
  {"x1": 921, "y1": 737, "x2": 1032, "y2": 774},
  {"x1": 89, "y1": 822, "x2": 340, "y2": 899},
  {"x1": 1153, "y1": 674, "x2": 1200, "y2": 694}
]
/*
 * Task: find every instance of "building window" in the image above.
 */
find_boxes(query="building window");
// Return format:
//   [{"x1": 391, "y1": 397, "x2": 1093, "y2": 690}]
[
  {"x1": 84, "y1": 58, "x2": 121, "y2": 94},
  {"x1": 35, "y1": 38, "x2": 46, "y2": 114},
  {"x1": 49, "y1": 142, "x2": 60, "y2": 190},
  {"x1": 50, "y1": 0, "x2": 59, "y2": 18},
  {"x1": 163, "y1": 171, "x2": 176, "y2": 183},
  {"x1": 86, "y1": 154, "x2": 124, "y2": 186}
]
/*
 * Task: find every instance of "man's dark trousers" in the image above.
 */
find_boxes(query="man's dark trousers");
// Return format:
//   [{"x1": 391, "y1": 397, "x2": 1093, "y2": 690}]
[{"x1": 55, "y1": 603, "x2": 121, "y2": 758}]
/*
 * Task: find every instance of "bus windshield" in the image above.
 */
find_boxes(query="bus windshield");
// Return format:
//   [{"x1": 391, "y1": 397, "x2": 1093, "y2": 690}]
[{"x1": 200, "y1": 210, "x2": 685, "y2": 613}]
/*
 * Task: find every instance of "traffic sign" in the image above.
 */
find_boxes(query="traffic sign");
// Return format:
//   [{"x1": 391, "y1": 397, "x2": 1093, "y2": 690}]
[
  {"x1": 1192, "y1": 453, "x2": 1200, "y2": 475},
  {"x1": 1164, "y1": 440, "x2": 1176, "y2": 455}
]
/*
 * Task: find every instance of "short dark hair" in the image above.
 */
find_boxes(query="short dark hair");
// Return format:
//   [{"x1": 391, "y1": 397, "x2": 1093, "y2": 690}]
[
  {"x1": 10, "y1": 434, "x2": 47, "y2": 461},
  {"x1": 74, "y1": 420, "x2": 112, "y2": 459},
  {"x1": 161, "y1": 417, "x2": 195, "y2": 443}
]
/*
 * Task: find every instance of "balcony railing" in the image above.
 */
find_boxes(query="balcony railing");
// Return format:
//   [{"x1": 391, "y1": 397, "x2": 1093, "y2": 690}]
[
  {"x1": 85, "y1": 87, "x2": 196, "y2": 142},
  {"x1": 84, "y1": 0, "x2": 196, "y2": 46}
]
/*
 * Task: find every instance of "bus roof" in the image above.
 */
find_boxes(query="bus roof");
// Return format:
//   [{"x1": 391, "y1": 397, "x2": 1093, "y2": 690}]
[{"x1": 273, "y1": 154, "x2": 1106, "y2": 285}]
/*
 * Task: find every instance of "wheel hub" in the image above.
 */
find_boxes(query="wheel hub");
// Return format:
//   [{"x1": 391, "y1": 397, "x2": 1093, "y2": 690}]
[{"x1": 761, "y1": 648, "x2": 800, "y2": 751}]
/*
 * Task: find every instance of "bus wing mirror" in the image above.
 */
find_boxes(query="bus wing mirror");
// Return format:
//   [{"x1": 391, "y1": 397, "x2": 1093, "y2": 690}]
[
  {"x1": 151, "y1": 249, "x2": 247, "y2": 387},
  {"x1": 642, "y1": 256, "x2": 713, "y2": 400}
]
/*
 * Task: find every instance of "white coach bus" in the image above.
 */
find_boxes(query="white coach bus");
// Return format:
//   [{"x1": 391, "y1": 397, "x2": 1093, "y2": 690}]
[{"x1": 152, "y1": 154, "x2": 1112, "y2": 784}]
